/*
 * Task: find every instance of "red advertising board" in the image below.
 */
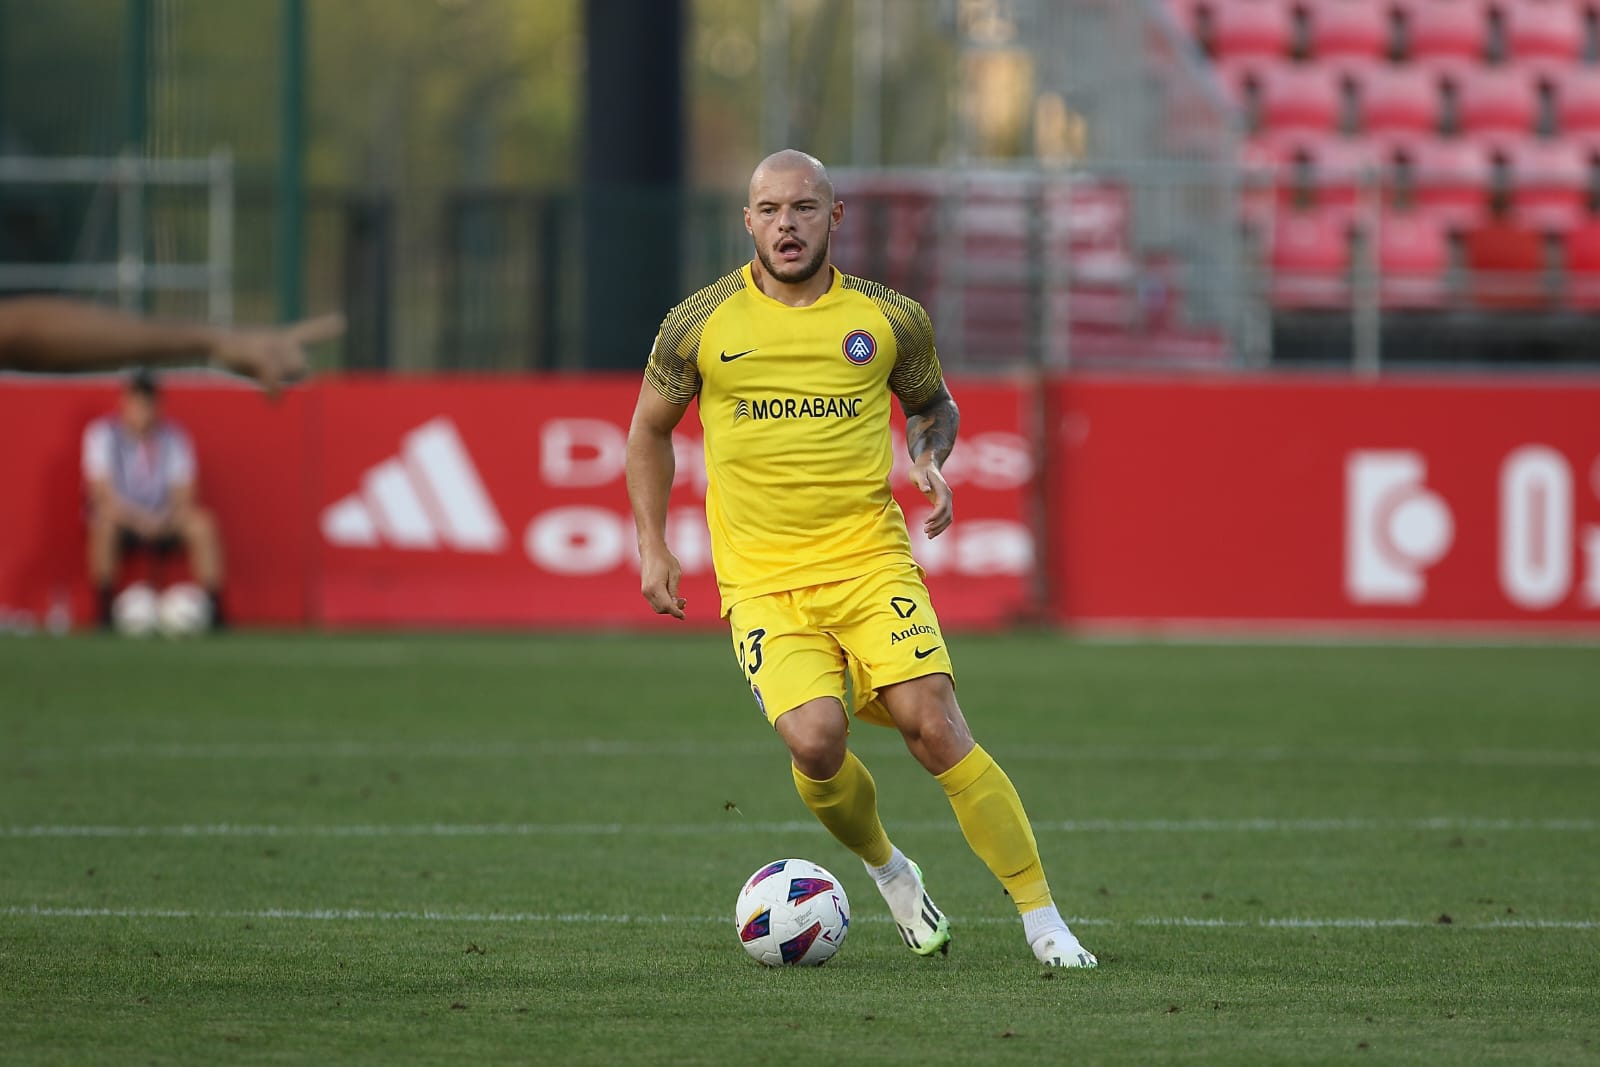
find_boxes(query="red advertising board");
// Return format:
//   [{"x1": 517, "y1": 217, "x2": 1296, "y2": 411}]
[
  {"x1": 5, "y1": 373, "x2": 1598, "y2": 633},
  {"x1": 1050, "y1": 377, "x2": 1600, "y2": 630},
  {"x1": 310, "y1": 376, "x2": 1036, "y2": 628}
]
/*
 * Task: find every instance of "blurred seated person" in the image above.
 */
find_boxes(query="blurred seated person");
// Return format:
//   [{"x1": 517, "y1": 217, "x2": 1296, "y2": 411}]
[{"x1": 82, "y1": 369, "x2": 226, "y2": 628}]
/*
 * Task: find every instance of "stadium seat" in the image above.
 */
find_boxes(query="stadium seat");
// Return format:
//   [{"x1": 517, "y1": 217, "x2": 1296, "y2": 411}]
[
  {"x1": 1464, "y1": 217, "x2": 1549, "y2": 307},
  {"x1": 1504, "y1": 0, "x2": 1584, "y2": 61},
  {"x1": 1561, "y1": 219, "x2": 1600, "y2": 306},
  {"x1": 1498, "y1": 137, "x2": 1590, "y2": 231},
  {"x1": 1398, "y1": 0, "x2": 1488, "y2": 60},
  {"x1": 1451, "y1": 65, "x2": 1540, "y2": 135},
  {"x1": 1374, "y1": 210, "x2": 1454, "y2": 306},
  {"x1": 1555, "y1": 67, "x2": 1600, "y2": 137},
  {"x1": 1271, "y1": 209, "x2": 1352, "y2": 306},
  {"x1": 1274, "y1": 134, "x2": 1386, "y2": 212},
  {"x1": 1256, "y1": 62, "x2": 1345, "y2": 132},
  {"x1": 1346, "y1": 62, "x2": 1443, "y2": 133},
  {"x1": 1209, "y1": 0, "x2": 1295, "y2": 57},
  {"x1": 1393, "y1": 136, "x2": 1494, "y2": 227},
  {"x1": 1306, "y1": 0, "x2": 1394, "y2": 58}
]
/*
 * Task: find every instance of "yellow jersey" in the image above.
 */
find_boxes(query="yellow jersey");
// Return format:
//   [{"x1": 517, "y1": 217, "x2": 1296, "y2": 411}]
[{"x1": 645, "y1": 263, "x2": 945, "y2": 615}]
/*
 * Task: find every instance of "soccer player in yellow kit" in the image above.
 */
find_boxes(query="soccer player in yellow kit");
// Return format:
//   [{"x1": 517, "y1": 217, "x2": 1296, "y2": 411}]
[{"x1": 625, "y1": 150, "x2": 1096, "y2": 968}]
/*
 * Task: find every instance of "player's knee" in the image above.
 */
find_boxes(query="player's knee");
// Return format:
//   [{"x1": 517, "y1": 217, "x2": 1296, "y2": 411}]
[
  {"x1": 777, "y1": 703, "x2": 848, "y2": 778},
  {"x1": 903, "y1": 710, "x2": 965, "y2": 752},
  {"x1": 891, "y1": 689, "x2": 972, "y2": 766}
]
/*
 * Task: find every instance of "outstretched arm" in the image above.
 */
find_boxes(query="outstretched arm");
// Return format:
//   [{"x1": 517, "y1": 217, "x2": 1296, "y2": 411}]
[
  {"x1": 626, "y1": 381, "x2": 693, "y2": 619},
  {"x1": 0, "y1": 297, "x2": 344, "y2": 396},
  {"x1": 901, "y1": 383, "x2": 960, "y2": 539}
]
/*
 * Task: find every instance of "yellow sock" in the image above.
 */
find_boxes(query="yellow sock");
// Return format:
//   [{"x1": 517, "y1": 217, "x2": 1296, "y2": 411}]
[
  {"x1": 936, "y1": 744, "x2": 1053, "y2": 914},
  {"x1": 791, "y1": 750, "x2": 894, "y2": 868}
]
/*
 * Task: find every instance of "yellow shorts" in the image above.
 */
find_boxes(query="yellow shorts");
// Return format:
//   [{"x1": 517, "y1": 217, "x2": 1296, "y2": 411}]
[{"x1": 726, "y1": 563, "x2": 955, "y2": 729}]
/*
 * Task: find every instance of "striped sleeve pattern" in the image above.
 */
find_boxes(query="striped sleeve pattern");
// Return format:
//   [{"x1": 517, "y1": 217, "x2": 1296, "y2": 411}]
[
  {"x1": 643, "y1": 269, "x2": 746, "y2": 404},
  {"x1": 842, "y1": 274, "x2": 945, "y2": 408}
]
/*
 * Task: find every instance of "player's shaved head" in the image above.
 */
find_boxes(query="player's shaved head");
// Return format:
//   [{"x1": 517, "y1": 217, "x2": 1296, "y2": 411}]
[{"x1": 748, "y1": 149, "x2": 834, "y2": 205}]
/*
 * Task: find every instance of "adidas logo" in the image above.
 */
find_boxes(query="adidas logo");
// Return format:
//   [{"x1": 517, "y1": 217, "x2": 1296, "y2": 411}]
[{"x1": 321, "y1": 418, "x2": 507, "y2": 552}]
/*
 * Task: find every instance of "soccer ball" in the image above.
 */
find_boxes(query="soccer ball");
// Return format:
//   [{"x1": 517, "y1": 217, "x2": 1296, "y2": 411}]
[
  {"x1": 112, "y1": 582, "x2": 159, "y2": 636},
  {"x1": 734, "y1": 858, "x2": 850, "y2": 966},
  {"x1": 157, "y1": 583, "x2": 212, "y2": 636}
]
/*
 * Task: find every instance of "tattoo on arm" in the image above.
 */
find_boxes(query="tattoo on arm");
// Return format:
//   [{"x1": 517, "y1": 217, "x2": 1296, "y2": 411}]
[{"x1": 903, "y1": 385, "x2": 960, "y2": 466}]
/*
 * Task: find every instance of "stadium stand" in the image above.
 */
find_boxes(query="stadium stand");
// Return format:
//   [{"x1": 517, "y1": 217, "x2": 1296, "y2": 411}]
[{"x1": 1170, "y1": 0, "x2": 1600, "y2": 329}]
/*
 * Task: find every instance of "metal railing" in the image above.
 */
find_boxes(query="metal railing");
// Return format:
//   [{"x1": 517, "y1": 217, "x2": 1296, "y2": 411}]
[{"x1": 0, "y1": 153, "x2": 234, "y2": 323}]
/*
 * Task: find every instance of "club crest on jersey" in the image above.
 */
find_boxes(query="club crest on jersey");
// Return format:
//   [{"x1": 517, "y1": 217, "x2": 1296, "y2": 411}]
[{"x1": 842, "y1": 329, "x2": 877, "y2": 365}]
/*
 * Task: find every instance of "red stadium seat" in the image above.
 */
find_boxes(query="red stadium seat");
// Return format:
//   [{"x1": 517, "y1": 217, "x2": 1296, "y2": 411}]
[
  {"x1": 1271, "y1": 209, "x2": 1352, "y2": 306},
  {"x1": 1399, "y1": 0, "x2": 1488, "y2": 59},
  {"x1": 1497, "y1": 138, "x2": 1590, "y2": 231},
  {"x1": 1346, "y1": 62, "x2": 1443, "y2": 133},
  {"x1": 1555, "y1": 67, "x2": 1600, "y2": 137},
  {"x1": 1209, "y1": 0, "x2": 1294, "y2": 57},
  {"x1": 1253, "y1": 134, "x2": 1384, "y2": 218},
  {"x1": 1256, "y1": 62, "x2": 1345, "y2": 132},
  {"x1": 1452, "y1": 65, "x2": 1539, "y2": 135},
  {"x1": 1562, "y1": 220, "x2": 1600, "y2": 307},
  {"x1": 1305, "y1": 135, "x2": 1386, "y2": 210},
  {"x1": 1392, "y1": 136, "x2": 1494, "y2": 227},
  {"x1": 1464, "y1": 218, "x2": 1548, "y2": 307},
  {"x1": 1504, "y1": 0, "x2": 1583, "y2": 61},
  {"x1": 1375, "y1": 210, "x2": 1454, "y2": 306},
  {"x1": 1307, "y1": 0, "x2": 1394, "y2": 58}
]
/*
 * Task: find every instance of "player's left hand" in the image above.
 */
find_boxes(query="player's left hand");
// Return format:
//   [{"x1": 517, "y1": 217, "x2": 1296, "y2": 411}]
[{"x1": 911, "y1": 459, "x2": 953, "y2": 538}]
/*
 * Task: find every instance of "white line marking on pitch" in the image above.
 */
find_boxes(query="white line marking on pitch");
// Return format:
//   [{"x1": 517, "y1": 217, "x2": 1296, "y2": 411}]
[
  {"x1": 11, "y1": 740, "x2": 1600, "y2": 767},
  {"x1": 4, "y1": 817, "x2": 1596, "y2": 839},
  {"x1": 2, "y1": 905, "x2": 1594, "y2": 931}
]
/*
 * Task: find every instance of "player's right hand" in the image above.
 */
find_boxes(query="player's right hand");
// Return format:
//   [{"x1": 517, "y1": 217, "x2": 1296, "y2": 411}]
[
  {"x1": 640, "y1": 549, "x2": 687, "y2": 620},
  {"x1": 212, "y1": 312, "x2": 346, "y2": 398}
]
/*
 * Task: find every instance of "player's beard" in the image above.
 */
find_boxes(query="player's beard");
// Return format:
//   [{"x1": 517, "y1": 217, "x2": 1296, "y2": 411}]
[{"x1": 756, "y1": 231, "x2": 830, "y2": 285}]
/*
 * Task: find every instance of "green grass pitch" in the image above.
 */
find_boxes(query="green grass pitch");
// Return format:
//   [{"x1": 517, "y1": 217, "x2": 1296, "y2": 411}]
[{"x1": 2, "y1": 632, "x2": 1597, "y2": 1065}]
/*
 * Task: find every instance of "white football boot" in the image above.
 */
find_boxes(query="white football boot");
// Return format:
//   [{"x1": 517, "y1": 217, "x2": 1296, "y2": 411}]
[
  {"x1": 1030, "y1": 927, "x2": 1098, "y2": 968},
  {"x1": 871, "y1": 858, "x2": 951, "y2": 956}
]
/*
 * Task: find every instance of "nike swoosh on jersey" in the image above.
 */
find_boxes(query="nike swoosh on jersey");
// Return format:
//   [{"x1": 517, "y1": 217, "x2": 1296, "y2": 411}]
[
  {"x1": 720, "y1": 348, "x2": 757, "y2": 362},
  {"x1": 913, "y1": 646, "x2": 941, "y2": 659}
]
